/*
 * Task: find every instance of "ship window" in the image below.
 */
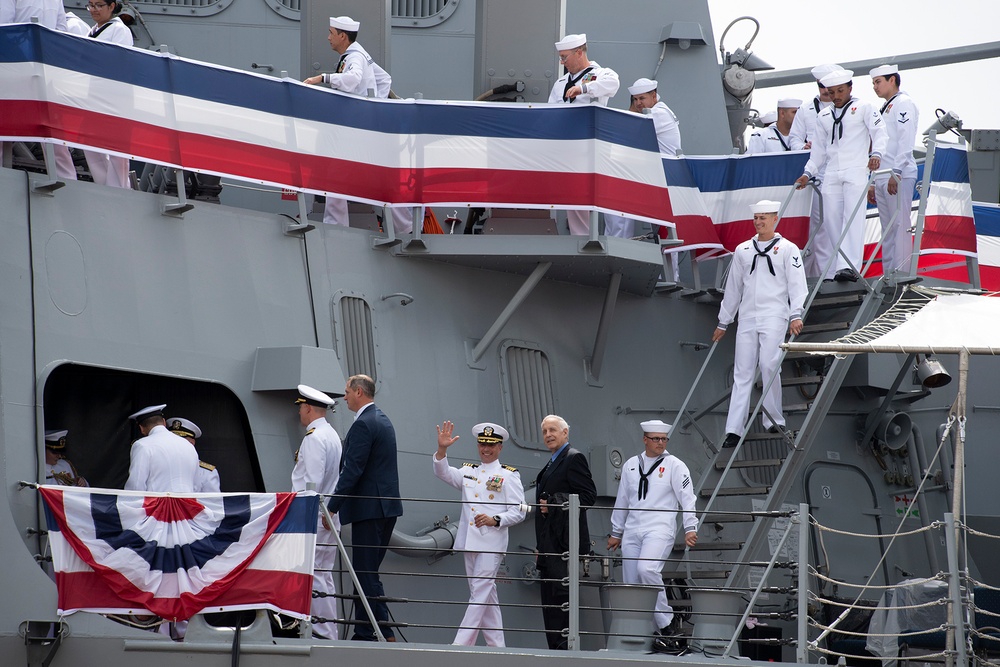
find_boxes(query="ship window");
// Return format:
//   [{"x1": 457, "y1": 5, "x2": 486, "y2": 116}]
[
  {"x1": 338, "y1": 296, "x2": 378, "y2": 382},
  {"x1": 500, "y1": 341, "x2": 556, "y2": 451}
]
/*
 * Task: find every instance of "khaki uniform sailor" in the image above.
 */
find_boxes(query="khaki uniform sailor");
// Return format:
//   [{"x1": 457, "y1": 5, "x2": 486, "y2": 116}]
[
  {"x1": 713, "y1": 201, "x2": 808, "y2": 445},
  {"x1": 292, "y1": 384, "x2": 344, "y2": 640},
  {"x1": 433, "y1": 421, "x2": 526, "y2": 647},
  {"x1": 746, "y1": 99, "x2": 800, "y2": 154},
  {"x1": 789, "y1": 65, "x2": 839, "y2": 278},
  {"x1": 304, "y1": 16, "x2": 413, "y2": 233},
  {"x1": 167, "y1": 417, "x2": 220, "y2": 493},
  {"x1": 604, "y1": 78, "x2": 680, "y2": 238},
  {"x1": 796, "y1": 69, "x2": 888, "y2": 282},
  {"x1": 124, "y1": 404, "x2": 198, "y2": 492},
  {"x1": 870, "y1": 65, "x2": 919, "y2": 275},
  {"x1": 548, "y1": 33, "x2": 620, "y2": 236},
  {"x1": 608, "y1": 420, "x2": 697, "y2": 631},
  {"x1": 44, "y1": 430, "x2": 88, "y2": 487}
]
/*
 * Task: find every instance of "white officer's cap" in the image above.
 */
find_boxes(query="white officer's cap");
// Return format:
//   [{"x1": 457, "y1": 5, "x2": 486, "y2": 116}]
[
  {"x1": 628, "y1": 78, "x2": 658, "y2": 96},
  {"x1": 329, "y1": 15, "x2": 360, "y2": 31},
  {"x1": 760, "y1": 110, "x2": 778, "y2": 125},
  {"x1": 640, "y1": 419, "x2": 672, "y2": 436},
  {"x1": 555, "y1": 33, "x2": 586, "y2": 50},
  {"x1": 295, "y1": 384, "x2": 336, "y2": 408},
  {"x1": 45, "y1": 429, "x2": 68, "y2": 449},
  {"x1": 869, "y1": 64, "x2": 899, "y2": 78},
  {"x1": 777, "y1": 97, "x2": 802, "y2": 109},
  {"x1": 473, "y1": 422, "x2": 509, "y2": 444},
  {"x1": 750, "y1": 199, "x2": 781, "y2": 214},
  {"x1": 167, "y1": 417, "x2": 202, "y2": 440},
  {"x1": 820, "y1": 69, "x2": 854, "y2": 88},
  {"x1": 129, "y1": 404, "x2": 167, "y2": 421},
  {"x1": 810, "y1": 63, "x2": 840, "y2": 82}
]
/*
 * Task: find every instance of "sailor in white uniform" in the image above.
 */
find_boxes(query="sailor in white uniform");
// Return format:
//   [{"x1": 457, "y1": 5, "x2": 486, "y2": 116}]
[
  {"x1": 795, "y1": 69, "x2": 888, "y2": 282},
  {"x1": 124, "y1": 404, "x2": 198, "y2": 492},
  {"x1": 44, "y1": 430, "x2": 88, "y2": 486},
  {"x1": 868, "y1": 64, "x2": 919, "y2": 276},
  {"x1": 604, "y1": 78, "x2": 681, "y2": 239},
  {"x1": 304, "y1": 17, "x2": 413, "y2": 234},
  {"x1": 713, "y1": 200, "x2": 808, "y2": 447},
  {"x1": 607, "y1": 420, "x2": 697, "y2": 634},
  {"x1": 746, "y1": 99, "x2": 800, "y2": 154},
  {"x1": 167, "y1": 417, "x2": 220, "y2": 493},
  {"x1": 291, "y1": 384, "x2": 344, "y2": 640},
  {"x1": 433, "y1": 421, "x2": 526, "y2": 647},
  {"x1": 548, "y1": 33, "x2": 620, "y2": 236},
  {"x1": 789, "y1": 64, "x2": 839, "y2": 278}
]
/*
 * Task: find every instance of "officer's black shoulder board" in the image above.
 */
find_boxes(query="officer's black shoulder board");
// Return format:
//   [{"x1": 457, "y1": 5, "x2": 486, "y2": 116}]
[
  {"x1": 462, "y1": 462, "x2": 480, "y2": 468},
  {"x1": 305, "y1": 428, "x2": 315, "y2": 435},
  {"x1": 502, "y1": 464, "x2": 518, "y2": 473},
  {"x1": 199, "y1": 461, "x2": 216, "y2": 472}
]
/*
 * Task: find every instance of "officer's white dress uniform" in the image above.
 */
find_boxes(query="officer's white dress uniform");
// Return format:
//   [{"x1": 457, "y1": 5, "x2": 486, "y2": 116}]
[
  {"x1": 604, "y1": 80, "x2": 678, "y2": 238},
  {"x1": 548, "y1": 34, "x2": 620, "y2": 236},
  {"x1": 84, "y1": 16, "x2": 133, "y2": 189},
  {"x1": 610, "y1": 444, "x2": 697, "y2": 629},
  {"x1": 292, "y1": 413, "x2": 343, "y2": 640},
  {"x1": 194, "y1": 462, "x2": 220, "y2": 493},
  {"x1": 789, "y1": 65, "x2": 839, "y2": 278},
  {"x1": 433, "y1": 448, "x2": 525, "y2": 647},
  {"x1": 320, "y1": 18, "x2": 413, "y2": 233},
  {"x1": 802, "y1": 70, "x2": 888, "y2": 280},
  {"x1": 124, "y1": 424, "x2": 198, "y2": 492},
  {"x1": 871, "y1": 66, "x2": 919, "y2": 275},
  {"x1": 717, "y1": 216, "x2": 808, "y2": 435}
]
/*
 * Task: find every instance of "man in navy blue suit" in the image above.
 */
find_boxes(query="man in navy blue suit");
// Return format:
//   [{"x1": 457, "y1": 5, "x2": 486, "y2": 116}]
[
  {"x1": 327, "y1": 374, "x2": 403, "y2": 641},
  {"x1": 534, "y1": 414, "x2": 597, "y2": 649}
]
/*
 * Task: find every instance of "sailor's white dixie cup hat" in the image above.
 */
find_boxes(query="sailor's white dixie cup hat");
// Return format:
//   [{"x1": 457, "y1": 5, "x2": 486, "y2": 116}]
[
  {"x1": 750, "y1": 199, "x2": 781, "y2": 214},
  {"x1": 811, "y1": 63, "x2": 840, "y2": 82},
  {"x1": 819, "y1": 69, "x2": 854, "y2": 88},
  {"x1": 640, "y1": 419, "x2": 672, "y2": 436},
  {"x1": 777, "y1": 97, "x2": 802, "y2": 109},
  {"x1": 329, "y1": 15, "x2": 360, "y2": 31},
  {"x1": 628, "y1": 78, "x2": 658, "y2": 96},
  {"x1": 869, "y1": 64, "x2": 899, "y2": 78},
  {"x1": 555, "y1": 33, "x2": 586, "y2": 50}
]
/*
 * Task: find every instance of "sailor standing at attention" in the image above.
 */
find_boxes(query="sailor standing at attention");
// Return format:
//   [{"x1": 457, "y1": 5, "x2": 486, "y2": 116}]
[
  {"x1": 789, "y1": 64, "x2": 839, "y2": 278},
  {"x1": 433, "y1": 421, "x2": 526, "y2": 647},
  {"x1": 713, "y1": 200, "x2": 808, "y2": 448},
  {"x1": 604, "y1": 78, "x2": 681, "y2": 239},
  {"x1": 124, "y1": 404, "x2": 198, "y2": 492},
  {"x1": 303, "y1": 16, "x2": 412, "y2": 233},
  {"x1": 167, "y1": 417, "x2": 220, "y2": 493},
  {"x1": 291, "y1": 384, "x2": 344, "y2": 640},
  {"x1": 795, "y1": 69, "x2": 887, "y2": 282},
  {"x1": 746, "y1": 98, "x2": 801, "y2": 154},
  {"x1": 867, "y1": 64, "x2": 919, "y2": 277},
  {"x1": 607, "y1": 420, "x2": 697, "y2": 639},
  {"x1": 548, "y1": 33, "x2": 620, "y2": 236}
]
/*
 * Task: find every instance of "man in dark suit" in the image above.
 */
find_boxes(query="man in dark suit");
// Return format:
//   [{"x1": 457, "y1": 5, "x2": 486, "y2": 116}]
[
  {"x1": 327, "y1": 374, "x2": 403, "y2": 641},
  {"x1": 534, "y1": 414, "x2": 597, "y2": 649}
]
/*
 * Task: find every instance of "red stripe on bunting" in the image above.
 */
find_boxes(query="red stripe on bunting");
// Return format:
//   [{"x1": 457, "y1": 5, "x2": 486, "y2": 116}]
[
  {"x1": 2, "y1": 100, "x2": 673, "y2": 220},
  {"x1": 922, "y1": 214, "x2": 979, "y2": 254}
]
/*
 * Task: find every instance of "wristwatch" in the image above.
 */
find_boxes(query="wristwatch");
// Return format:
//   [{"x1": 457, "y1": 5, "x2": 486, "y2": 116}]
[{"x1": 493, "y1": 515, "x2": 501, "y2": 527}]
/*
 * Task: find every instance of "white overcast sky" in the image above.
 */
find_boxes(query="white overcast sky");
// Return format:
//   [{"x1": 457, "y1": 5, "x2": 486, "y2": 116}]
[{"x1": 707, "y1": 0, "x2": 1000, "y2": 135}]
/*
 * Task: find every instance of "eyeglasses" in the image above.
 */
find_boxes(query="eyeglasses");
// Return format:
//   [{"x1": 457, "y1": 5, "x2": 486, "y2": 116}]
[
  {"x1": 644, "y1": 436, "x2": 668, "y2": 443},
  {"x1": 86, "y1": 3, "x2": 108, "y2": 9}
]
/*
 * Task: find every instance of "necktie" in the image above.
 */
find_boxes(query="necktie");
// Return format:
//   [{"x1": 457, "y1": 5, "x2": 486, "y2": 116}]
[
  {"x1": 637, "y1": 456, "x2": 664, "y2": 501},
  {"x1": 750, "y1": 237, "x2": 780, "y2": 276},
  {"x1": 563, "y1": 66, "x2": 594, "y2": 103}
]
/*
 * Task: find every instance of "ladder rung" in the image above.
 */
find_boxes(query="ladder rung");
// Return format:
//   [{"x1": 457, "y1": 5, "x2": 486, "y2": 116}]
[
  {"x1": 715, "y1": 458, "x2": 784, "y2": 470},
  {"x1": 703, "y1": 513, "x2": 755, "y2": 524},
  {"x1": 800, "y1": 321, "x2": 852, "y2": 334},
  {"x1": 699, "y1": 486, "x2": 770, "y2": 498},
  {"x1": 675, "y1": 541, "x2": 744, "y2": 552},
  {"x1": 784, "y1": 402, "x2": 812, "y2": 413},
  {"x1": 664, "y1": 569, "x2": 731, "y2": 580},
  {"x1": 808, "y1": 293, "x2": 865, "y2": 309}
]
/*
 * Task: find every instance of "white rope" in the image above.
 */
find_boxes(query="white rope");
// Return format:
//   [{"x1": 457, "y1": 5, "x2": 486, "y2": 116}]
[
  {"x1": 811, "y1": 517, "x2": 943, "y2": 539},
  {"x1": 809, "y1": 618, "x2": 950, "y2": 639},
  {"x1": 812, "y1": 592, "x2": 949, "y2": 614},
  {"x1": 814, "y1": 287, "x2": 934, "y2": 348},
  {"x1": 808, "y1": 568, "x2": 947, "y2": 590}
]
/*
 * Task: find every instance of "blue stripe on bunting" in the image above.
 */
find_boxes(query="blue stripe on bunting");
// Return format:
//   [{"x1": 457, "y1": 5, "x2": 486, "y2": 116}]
[
  {"x1": 91, "y1": 493, "x2": 252, "y2": 572},
  {"x1": 272, "y1": 494, "x2": 319, "y2": 534},
  {"x1": 44, "y1": 499, "x2": 60, "y2": 532},
  {"x1": 0, "y1": 24, "x2": 660, "y2": 151},
  {"x1": 673, "y1": 152, "x2": 810, "y2": 192},
  {"x1": 974, "y1": 204, "x2": 1000, "y2": 238},
  {"x1": 930, "y1": 145, "x2": 970, "y2": 185}
]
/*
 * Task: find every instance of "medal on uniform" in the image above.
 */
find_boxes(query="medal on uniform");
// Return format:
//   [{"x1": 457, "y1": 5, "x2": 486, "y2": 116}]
[
  {"x1": 486, "y1": 475, "x2": 504, "y2": 492},
  {"x1": 659, "y1": 466, "x2": 664, "y2": 478}
]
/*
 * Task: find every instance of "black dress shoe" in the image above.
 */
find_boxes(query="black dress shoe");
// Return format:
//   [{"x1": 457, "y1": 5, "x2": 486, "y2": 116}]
[
  {"x1": 834, "y1": 268, "x2": 859, "y2": 282},
  {"x1": 722, "y1": 433, "x2": 740, "y2": 448},
  {"x1": 767, "y1": 425, "x2": 782, "y2": 434}
]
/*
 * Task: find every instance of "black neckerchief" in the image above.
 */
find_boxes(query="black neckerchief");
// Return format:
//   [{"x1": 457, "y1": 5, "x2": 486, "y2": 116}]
[
  {"x1": 772, "y1": 126, "x2": 790, "y2": 151},
  {"x1": 880, "y1": 93, "x2": 899, "y2": 115},
  {"x1": 637, "y1": 456, "x2": 665, "y2": 501},
  {"x1": 813, "y1": 97, "x2": 821, "y2": 114},
  {"x1": 563, "y1": 66, "x2": 594, "y2": 103},
  {"x1": 89, "y1": 21, "x2": 114, "y2": 39},
  {"x1": 336, "y1": 53, "x2": 348, "y2": 74},
  {"x1": 830, "y1": 102, "x2": 851, "y2": 144},
  {"x1": 750, "y1": 236, "x2": 780, "y2": 276}
]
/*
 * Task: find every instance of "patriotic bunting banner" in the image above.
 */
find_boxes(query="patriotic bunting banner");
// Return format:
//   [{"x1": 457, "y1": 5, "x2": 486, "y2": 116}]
[
  {"x1": 0, "y1": 24, "x2": 674, "y2": 227},
  {"x1": 40, "y1": 486, "x2": 319, "y2": 621},
  {"x1": 662, "y1": 151, "x2": 812, "y2": 256}
]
